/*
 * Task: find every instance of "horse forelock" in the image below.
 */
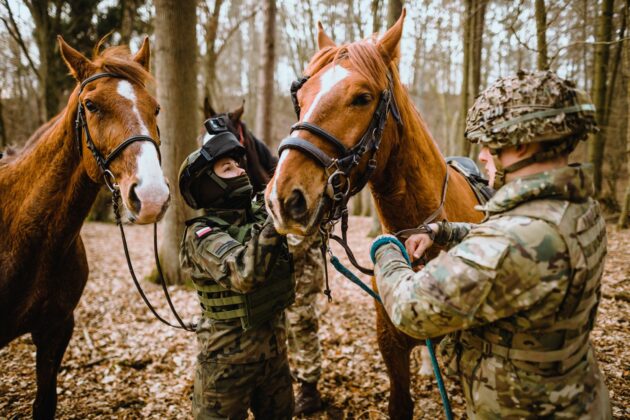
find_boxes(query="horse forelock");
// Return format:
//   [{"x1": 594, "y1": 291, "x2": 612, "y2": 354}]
[{"x1": 91, "y1": 46, "x2": 153, "y2": 88}]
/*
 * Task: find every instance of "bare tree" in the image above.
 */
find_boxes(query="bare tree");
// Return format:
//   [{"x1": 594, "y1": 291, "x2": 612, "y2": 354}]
[
  {"x1": 588, "y1": 0, "x2": 615, "y2": 194},
  {"x1": 154, "y1": 0, "x2": 199, "y2": 284},
  {"x1": 387, "y1": 0, "x2": 402, "y2": 27},
  {"x1": 535, "y1": 0, "x2": 549, "y2": 69},
  {"x1": 254, "y1": 0, "x2": 277, "y2": 145}
]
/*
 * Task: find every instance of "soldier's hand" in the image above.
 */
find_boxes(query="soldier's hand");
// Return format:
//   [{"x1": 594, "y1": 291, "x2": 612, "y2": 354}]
[{"x1": 405, "y1": 233, "x2": 433, "y2": 262}]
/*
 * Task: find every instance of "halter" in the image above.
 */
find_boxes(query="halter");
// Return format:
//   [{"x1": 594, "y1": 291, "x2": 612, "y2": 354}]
[
  {"x1": 76, "y1": 72, "x2": 195, "y2": 332},
  {"x1": 75, "y1": 72, "x2": 161, "y2": 191}
]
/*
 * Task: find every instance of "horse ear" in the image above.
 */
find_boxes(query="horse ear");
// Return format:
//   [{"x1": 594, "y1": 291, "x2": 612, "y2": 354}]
[
  {"x1": 133, "y1": 36, "x2": 151, "y2": 71},
  {"x1": 317, "y1": 21, "x2": 336, "y2": 50},
  {"x1": 230, "y1": 100, "x2": 245, "y2": 122},
  {"x1": 58, "y1": 36, "x2": 95, "y2": 82},
  {"x1": 377, "y1": 8, "x2": 406, "y2": 64},
  {"x1": 203, "y1": 96, "x2": 216, "y2": 118}
]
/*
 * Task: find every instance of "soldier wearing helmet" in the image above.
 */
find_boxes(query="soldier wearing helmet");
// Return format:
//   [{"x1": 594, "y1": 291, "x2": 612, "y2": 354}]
[
  {"x1": 179, "y1": 116, "x2": 294, "y2": 419},
  {"x1": 370, "y1": 70, "x2": 611, "y2": 418}
]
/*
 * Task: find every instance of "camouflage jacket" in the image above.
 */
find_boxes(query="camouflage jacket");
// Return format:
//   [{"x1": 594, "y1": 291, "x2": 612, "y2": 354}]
[
  {"x1": 374, "y1": 164, "x2": 611, "y2": 419},
  {"x1": 180, "y1": 204, "x2": 289, "y2": 364}
]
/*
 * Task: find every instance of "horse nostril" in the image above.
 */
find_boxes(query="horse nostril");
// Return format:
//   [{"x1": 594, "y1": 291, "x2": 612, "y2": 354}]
[
  {"x1": 285, "y1": 189, "x2": 308, "y2": 220},
  {"x1": 128, "y1": 183, "x2": 142, "y2": 214}
]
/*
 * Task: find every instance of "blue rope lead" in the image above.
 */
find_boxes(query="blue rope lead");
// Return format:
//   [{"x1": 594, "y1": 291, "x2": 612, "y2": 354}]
[{"x1": 332, "y1": 236, "x2": 453, "y2": 420}]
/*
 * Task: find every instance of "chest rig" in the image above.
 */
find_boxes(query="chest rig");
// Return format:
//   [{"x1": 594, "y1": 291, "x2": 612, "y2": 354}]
[
  {"x1": 463, "y1": 198, "x2": 606, "y2": 375},
  {"x1": 190, "y1": 200, "x2": 295, "y2": 330}
]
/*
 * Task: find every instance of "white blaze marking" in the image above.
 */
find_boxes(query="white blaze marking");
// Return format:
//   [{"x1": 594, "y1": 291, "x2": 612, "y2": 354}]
[
  {"x1": 201, "y1": 132, "x2": 213, "y2": 145},
  {"x1": 116, "y1": 80, "x2": 149, "y2": 135},
  {"x1": 117, "y1": 80, "x2": 169, "y2": 206},
  {"x1": 302, "y1": 64, "x2": 350, "y2": 122},
  {"x1": 270, "y1": 149, "x2": 291, "y2": 224}
]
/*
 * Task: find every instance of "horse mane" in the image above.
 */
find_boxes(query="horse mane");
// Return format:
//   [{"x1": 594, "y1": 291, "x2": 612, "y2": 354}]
[{"x1": 304, "y1": 38, "x2": 438, "y2": 157}]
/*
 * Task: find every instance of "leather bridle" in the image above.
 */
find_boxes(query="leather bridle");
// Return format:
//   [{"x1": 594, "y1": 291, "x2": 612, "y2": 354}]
[
  {"x1": 278, "y1": 72, "x2": 404, "y2": 292},
  {"x1": 77, "y1": 72, "x2": 195, "y2": 332}
]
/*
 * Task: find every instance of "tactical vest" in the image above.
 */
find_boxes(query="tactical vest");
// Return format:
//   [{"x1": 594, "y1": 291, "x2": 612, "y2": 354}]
[
  {"x1": 191, "y1": 202, "x2": 295, "y2": 331},
  {"x1": 463, "y1": 197, "x2": 606, "y2": 375}
]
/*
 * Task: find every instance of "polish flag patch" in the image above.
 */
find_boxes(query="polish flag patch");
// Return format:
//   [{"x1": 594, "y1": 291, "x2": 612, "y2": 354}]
[{"x1": 195, "y1": 226, "x2": 213, "y2": 239}]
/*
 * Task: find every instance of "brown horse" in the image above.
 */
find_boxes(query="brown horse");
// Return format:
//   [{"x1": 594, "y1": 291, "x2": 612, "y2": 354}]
[
  {"x1": 0, "y1": 37, "x2": 169, "y2": 419},
  {"x1": 265, "y1": 11, "x2": 483, "y2": 419},
  {"x1": 202, "y1": 99, "x2": 278, "y2": 193}
]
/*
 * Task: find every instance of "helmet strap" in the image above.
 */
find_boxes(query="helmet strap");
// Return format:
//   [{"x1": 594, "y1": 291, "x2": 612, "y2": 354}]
[{"x1": 493, "y1": 138, "x2": 577, "y2": 189}]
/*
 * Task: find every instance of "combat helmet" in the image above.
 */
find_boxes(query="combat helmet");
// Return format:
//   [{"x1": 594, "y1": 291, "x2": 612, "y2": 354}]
[
  {"x1": 464, "y1": 70, "x2": 597, "y2": 187},
  {"x1": 179, "y1": 116, "x2": 246, "y2": 209}
]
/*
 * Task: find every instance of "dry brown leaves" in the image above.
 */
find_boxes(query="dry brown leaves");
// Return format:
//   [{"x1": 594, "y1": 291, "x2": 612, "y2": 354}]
[{"x1": 1, "y1": 217, "x2": 628, "y2": 419}]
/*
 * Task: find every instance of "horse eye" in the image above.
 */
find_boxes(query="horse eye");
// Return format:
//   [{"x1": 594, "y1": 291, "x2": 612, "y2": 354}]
[
  {"x1": 155, "y1": 105, "x2": 161, "y2": 116},
  {"x1": 351, "y1": 93, "x2": 372, "y2": 107},
  {"x1": 84, "y1": 100, "x2": 98, "y2": 113}
]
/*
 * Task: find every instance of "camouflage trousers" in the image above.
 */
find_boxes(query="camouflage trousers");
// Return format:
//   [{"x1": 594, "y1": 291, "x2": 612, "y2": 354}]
[
  {"x1": 286, "y1": 234, "x2": 324, "y2": 384},
  {"x1": 193, "y1": 354, "x2": 294, "y2": 420}
]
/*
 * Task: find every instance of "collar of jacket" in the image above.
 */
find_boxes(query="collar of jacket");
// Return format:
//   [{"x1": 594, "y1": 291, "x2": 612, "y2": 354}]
[{"x1": 476, "y1": 163, "x2": 595, "y2": 215}]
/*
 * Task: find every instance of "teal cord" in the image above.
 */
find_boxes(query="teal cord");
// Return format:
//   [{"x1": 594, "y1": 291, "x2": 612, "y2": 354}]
[{"x1": 333, "y1": 236, "x2": 453, "y2": 420}]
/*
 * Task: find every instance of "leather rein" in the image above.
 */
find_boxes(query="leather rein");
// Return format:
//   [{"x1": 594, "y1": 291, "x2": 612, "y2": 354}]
[
  {"x1": 77, "y1": 72, "x2": 195, "y2": 332},
  {"x1": 280, "y1": 72, "x2": 450, "y2": 286}
]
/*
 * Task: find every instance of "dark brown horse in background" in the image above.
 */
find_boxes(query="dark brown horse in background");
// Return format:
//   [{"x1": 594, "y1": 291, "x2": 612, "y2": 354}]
[
  {"x1": 201, "y1": 98, "x2": 277, "y2": 193},
  {"x1": 265, "y1": 11, "x2": 483, "y2": 419},
  {"x1": 0, "y1": 37, "x2": 169, "y2": 419}
]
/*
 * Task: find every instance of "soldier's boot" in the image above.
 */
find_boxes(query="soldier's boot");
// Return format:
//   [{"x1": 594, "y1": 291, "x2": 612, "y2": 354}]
[{"x1": 293, "y1": 380, "x2": 322, "y2": 416}]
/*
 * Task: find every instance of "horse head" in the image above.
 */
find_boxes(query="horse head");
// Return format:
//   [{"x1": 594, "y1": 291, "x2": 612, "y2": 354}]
[
  {"x1": 58, "y1": 37, "x2": 170, "y2": 224},
  {"x1": 265, "y1": 10, "x2": 407, "y2": 235}
]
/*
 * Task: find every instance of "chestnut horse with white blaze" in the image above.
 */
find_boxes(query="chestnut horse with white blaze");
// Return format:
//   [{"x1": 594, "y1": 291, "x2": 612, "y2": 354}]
[
  {"x1": 265, "y1": 11, "x2": 483, "y2": 419},
  {"x1": 0, "y1": 37, "x2": 169, "y2": 419}
]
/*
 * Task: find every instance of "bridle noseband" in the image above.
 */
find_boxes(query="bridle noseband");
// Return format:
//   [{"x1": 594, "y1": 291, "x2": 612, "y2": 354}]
[
  {"x1": 75, "y1": 72, "x2": 161, "y2": 191},
  {"x1": 280, "y1": 73, "x2": 402, "y2": 225}
]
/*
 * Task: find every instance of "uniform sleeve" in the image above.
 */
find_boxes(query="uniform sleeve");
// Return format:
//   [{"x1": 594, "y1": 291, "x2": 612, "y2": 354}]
[
  {"x1": 374, "y1": 219, "x2": 569, "y2": 339},
  {"x1": 434, "y1": 221, "x2": 477, "y2": 247},
  {"x1": 180, "y1": 218, "x2": 284, "y2": 294}
]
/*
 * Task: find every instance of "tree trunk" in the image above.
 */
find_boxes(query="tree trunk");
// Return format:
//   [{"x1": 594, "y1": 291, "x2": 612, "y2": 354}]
[
  {"x1": 371, "y1": 0, "x2": 380, "y2": 34},
  {"x1": 204, "y1": 0, "x2": 225, "y2": 103},
  {"x1": 387, "y1": 0, "x2": 402, "y2": 28},
  {"x1": 154, "y1": 0, "x2": 198, "y2": 284},
  {"x1": 457, "y1": 0, "x2": 472, "y2": 156},
  {"x1": 254, "y1": 0, "x2": 277, "y2": 145},
  {"x1": 588, "y1": 0, "x2": 615, "y2": 194},
  {"x1": 619, "y1": 2, "x2": 630, "y2": 229},
  {"x1": 535, "y1": 0, "x2": 549, "y2": 70},
  {"x1": 119, "y1": 0, "x2": 139, "y2": 45},
  {"x1": 0, "y1": 98, "x2": 6, "y2": 148}
]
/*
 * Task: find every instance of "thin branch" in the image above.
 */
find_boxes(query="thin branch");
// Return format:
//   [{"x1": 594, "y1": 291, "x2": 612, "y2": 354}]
[
  {"x1": 215, "y1": 6, "x2": 261, "y2": 57},
  {"x1": 1, "y1": 0, "x2": 40, "y2": 79}
]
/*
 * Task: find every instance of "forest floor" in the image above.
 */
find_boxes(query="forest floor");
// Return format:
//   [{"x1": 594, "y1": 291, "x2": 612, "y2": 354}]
[{"x1": 1, "y1": 217, "x2": 629, "y2": 419}]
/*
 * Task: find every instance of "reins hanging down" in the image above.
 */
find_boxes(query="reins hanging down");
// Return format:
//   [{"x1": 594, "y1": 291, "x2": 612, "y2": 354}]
[{"x1": 76, "y1": 72, "x2": 195, "y2": 333}]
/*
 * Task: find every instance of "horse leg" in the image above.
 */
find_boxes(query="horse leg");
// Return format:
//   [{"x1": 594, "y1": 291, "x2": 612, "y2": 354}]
[
  {"x1": 31, "y1": 315, "x2": 74, "y2": 420},
  {"x1": 376, "y1": 304, "x2": 414, "y2": 420}
]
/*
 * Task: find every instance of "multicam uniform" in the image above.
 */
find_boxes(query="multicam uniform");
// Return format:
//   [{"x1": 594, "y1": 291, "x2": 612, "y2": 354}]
[
  {"x1": 373, "y1": 164, "x2": 611, "y2": 419},
  {"x1": 286, "y1": 234, "x2": 324, "y2": 384},
  {"x1": 180, "y1": 202, "x2": 295, "y2": 420}
]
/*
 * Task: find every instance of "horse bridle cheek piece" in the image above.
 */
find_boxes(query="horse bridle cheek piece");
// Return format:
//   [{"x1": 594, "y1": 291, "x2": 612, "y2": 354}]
[
  {"x1": 76, "y1": 72, "x2": 195, "y2": 332},
  {"x1": 279, "y1": 73, "x2": 403, "y2": 297}
]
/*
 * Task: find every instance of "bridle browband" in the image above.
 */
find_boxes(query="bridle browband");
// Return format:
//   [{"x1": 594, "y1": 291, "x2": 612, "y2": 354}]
[{"x1": 77, "y1": 72, "x2": 195, "y2": 332}]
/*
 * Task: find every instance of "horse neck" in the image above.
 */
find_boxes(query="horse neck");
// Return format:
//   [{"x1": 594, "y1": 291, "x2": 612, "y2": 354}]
[
  {"x1": 370, "y1": 107, "x2": 448, "y2": 233},
  {"x1": 1, "y1": 97, "x2": 100, "y2": 245}
]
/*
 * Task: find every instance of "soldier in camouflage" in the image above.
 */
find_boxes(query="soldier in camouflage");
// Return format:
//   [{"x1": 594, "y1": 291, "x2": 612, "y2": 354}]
[
  {"x1": 286, "y1": 234, "x2": 324, "y2": 414},
  {"x1": 370, "y1": 70, "x2": 612, "y2": 419},
  {"x1": 179, "y1": 117, "x2": 294, "y2": 419}
]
